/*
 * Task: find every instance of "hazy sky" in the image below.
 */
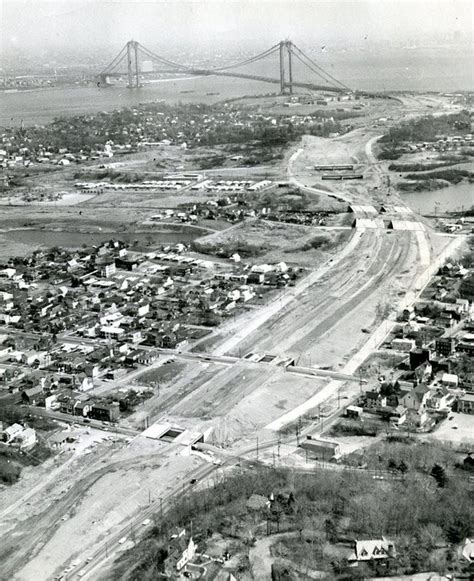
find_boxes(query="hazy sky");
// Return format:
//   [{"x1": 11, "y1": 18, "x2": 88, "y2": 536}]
[{"x1": 2, "y1": 0, "x2": 472, "y2": 52}]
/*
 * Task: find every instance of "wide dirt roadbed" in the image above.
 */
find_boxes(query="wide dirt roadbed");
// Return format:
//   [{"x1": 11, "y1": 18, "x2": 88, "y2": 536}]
[{"x1": 231, "y1": 227, "x2": 418, "y2": 366}]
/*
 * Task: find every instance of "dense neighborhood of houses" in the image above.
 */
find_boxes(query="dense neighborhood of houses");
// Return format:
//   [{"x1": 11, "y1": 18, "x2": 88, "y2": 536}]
[
  {"x1": 0, "y1": 100, "x2": 354, "y2": 171},
  {"x1": 339, "y1": 261, "x2": 474, "y2": 438},
  {"x1": 0, "y1": 238, "x2": 301, "y2": 428},
  {"x1": 0, "y1": 236, "x2": 472, "y2": 447}
]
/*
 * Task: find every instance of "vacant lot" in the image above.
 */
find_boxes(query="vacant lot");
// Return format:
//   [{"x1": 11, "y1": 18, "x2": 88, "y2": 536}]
[{"x1": 193, "y1": 219, "x2": 352, "y2": 266}]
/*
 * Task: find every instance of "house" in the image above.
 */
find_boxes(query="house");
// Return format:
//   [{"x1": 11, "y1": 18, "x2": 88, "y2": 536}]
[
  {"x1": 49, "y1": 431, "x2": 77, "y2": 448},
  {"x1": 391, "y1": 338, "x2": 415, "y2": 352},
  {"x1": 59, "y1": 398, "x2": 76, "y2": 414},
  {"x1": 300, "y1": 437, "x2": 341, "y2": 461},
  {"x1": 348, "y1": 538, "x2": 396, "y2": 563},
  {"x1": 21, "y1": 385, "x2": 44, "y2": 405},
  {"x1": 126, "y1": 349, "x2": 158, "y2": 366},
  {"x1": 89, "y1": 402, "x2": 119, "y2": 422},
  {"x1": 458, "y1": 339, "x2": 474, "y2": 355},
  {"x1": 426, "y1": 387, "x2": 453, "y2": 411},
  {"x1": 2, "y1": 423, "x2": 24, "y2": 443},
  {"x1": 161, "y1": 333, "x2": 179, "y2": 349},
  {"x1": 389, "y1": 405, "x2": 407, "y2": 425},
  {"x1": 438, "y1": 311, "x2": 454, "y2": 328},
  {"x1": 44, "y1": 394, "x2": 58, "y2": 410},
  {"x1": 365, "y1": 390, "x2": 387, "y2": 409},
  {"x1": 101, "y1": 262, "x2": 116, "y2": 278},
  {"x1": 74, "y1": 400, "x2": 91, "y2": 417},
  {"x1": 247, "y1": 272, "x2": 265, "y2": 284},
  {"x1": 400, "y1": 384, "x2": 430, "y2": 412},
  {"x1": 413, "y1": 361, "x2": 433, "y2": 384},
  {"x1": 457, "y1": 393, "x2": 474, "y2": 414},
  {"x1": 164, "y1": 529, "x2": 197, "y2": 577},
  {"x1": 21, "y1": 350, "x2": 38, "y2": 366},
  {"x1": 76, "y1": 374, "x2": 94, "y2": 392},
  {"x1": 456, "y1": 298, "x2": 470, "y2": 313},
  {"x1": 18, "y1": 427, "x2": 36, "y2": 449},
  {"x1": 125, "y1": 350, "x2": 141, "y2": 367},
  {"x1": 406, "y1": 407, "x2": 429, "y2": 428},
  {"x1": 105, "y1": 368, "x2": 127, "y2": 381},
  {"x1": 402, "y1": 306, "x2": 415, "y2": 321},
  {"x1": 100, "y1": 326, "x2": 124, "y2": 340}
]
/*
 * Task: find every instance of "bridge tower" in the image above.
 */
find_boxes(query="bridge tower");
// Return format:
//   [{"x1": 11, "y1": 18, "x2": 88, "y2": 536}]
[
  {"x1": 126, "y1": 40, "x2": 140, "y2": 88},
  {"x1": 279, "y1": 40, "x2": 294, "y2": 95},
  {"x1": 279, "y1": 41, "x2": 286, "y2": 94},
  {"x1": 287, "y1": 40, "x2": 293, "y2": 94}
]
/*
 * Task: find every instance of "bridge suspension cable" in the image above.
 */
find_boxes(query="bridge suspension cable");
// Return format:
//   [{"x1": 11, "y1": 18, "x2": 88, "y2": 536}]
[
  {"x1": 290, "y1": 50, "x2": 341, "y2": 90},
  {"x1": 211, "y1": 43, "x2": 281, "y2": 71},
  {"x1": 99, "y1": 43, "x2": 128, "y2": 76},
  {"x1": 291, "y1": 44, "x2": 350, "y2": 91},
  {"x1": 139, "y1": 42, "x2": 280, "y2": 74},
  {"x1": 136, "y1": 43, "x2": 190, "y2": 71}
]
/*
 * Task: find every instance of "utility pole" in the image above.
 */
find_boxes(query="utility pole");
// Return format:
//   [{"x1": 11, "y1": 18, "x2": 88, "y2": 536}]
[{"x1": 256, "y1": 436, "x2": 259, "y2": 460}]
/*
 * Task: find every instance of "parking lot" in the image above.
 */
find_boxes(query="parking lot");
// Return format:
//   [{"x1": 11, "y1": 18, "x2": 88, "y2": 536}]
[{"x1": 427, "y1": 412, "x2": 474, "y2": 447}]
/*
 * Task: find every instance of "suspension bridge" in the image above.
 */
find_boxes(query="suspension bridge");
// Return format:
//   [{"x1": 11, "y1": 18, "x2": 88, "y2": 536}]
[{"x1": 97, "y1": 40, "x2": 350, "y2": 94}]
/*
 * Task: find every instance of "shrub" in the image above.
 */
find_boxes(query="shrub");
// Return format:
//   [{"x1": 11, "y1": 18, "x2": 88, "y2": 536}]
[{"x1": 0, "y1": 457, "x2": 21, "y2": 485}]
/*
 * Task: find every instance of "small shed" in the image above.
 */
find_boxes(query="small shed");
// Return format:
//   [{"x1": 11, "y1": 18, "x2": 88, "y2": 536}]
[{"x1": 346, "y1": 405, "x2": 363, "y2": 418}]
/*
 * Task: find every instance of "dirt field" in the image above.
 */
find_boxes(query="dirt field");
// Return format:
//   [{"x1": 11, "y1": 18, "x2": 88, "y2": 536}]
[
  {"x1": 163, "y1": 361, "x2": 328, "y2": 446},
  {"x1": 13, "y1": 446, "x2": 203, "y2": 581},
  {"x1": 123, "y1": 360, "x2": 227, "y2": 430},
  {"x1": 193, "y1": 218, "x2": 352, "y2": 266}
]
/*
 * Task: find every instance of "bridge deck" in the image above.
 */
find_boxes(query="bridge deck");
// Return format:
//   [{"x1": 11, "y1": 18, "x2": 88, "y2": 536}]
[{"x1": 100, "y1": 68, "x2": 347, "y2": 93}]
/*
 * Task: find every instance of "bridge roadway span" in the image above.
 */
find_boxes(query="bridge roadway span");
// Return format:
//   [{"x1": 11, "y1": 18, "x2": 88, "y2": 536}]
[
  {"x1": 157, "y1": 348, "x2": 358, "y2": 383},
  {"x1": 103, "y1": 68, "x2": 347, "y2": 94}
]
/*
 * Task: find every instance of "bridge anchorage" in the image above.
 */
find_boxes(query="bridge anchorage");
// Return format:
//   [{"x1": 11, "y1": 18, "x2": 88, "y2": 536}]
[{"x1": 97, "y1": 39, "x2": 350, "y2": 95}]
